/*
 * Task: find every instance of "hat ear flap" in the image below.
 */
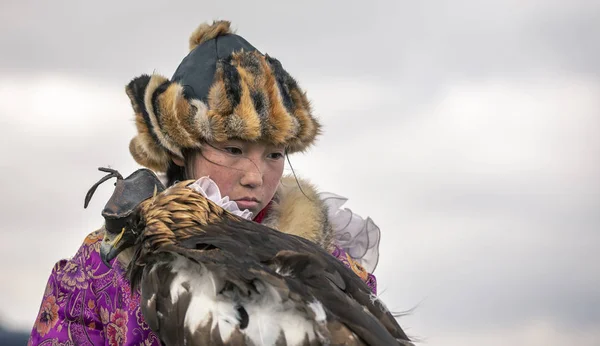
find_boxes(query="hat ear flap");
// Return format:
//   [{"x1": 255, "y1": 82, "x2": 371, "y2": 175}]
[
  {"x1": 125, "y1": 74, "x2": 152, "y2": 116},
  {"x1": 125, "y1": 75, "x2": 172, "y2": 172}
]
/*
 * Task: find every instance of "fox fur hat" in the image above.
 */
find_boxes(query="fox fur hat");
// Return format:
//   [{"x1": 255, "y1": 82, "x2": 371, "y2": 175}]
[{"x1": 125, "y1": 20, "x2": 321, "y2": 172}]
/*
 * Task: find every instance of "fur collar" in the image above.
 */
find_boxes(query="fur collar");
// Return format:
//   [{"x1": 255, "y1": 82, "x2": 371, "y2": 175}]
[{"x1": 261, "y1": 175, "x2": 334, "y2": 251}]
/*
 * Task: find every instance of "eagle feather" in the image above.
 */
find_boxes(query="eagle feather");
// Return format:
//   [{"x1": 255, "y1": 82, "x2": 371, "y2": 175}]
[{"x1": 106, "y1": 180, "x2": 415, "y2": 346}]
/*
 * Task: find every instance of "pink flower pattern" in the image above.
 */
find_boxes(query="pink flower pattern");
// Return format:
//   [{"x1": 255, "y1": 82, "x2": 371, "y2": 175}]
[{"x1": 28, "y1": 229, "x2": 377, "y2": 345}]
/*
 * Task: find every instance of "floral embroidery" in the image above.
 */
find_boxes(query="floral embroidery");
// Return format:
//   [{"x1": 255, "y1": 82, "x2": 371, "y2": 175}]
[
  {"x1": 106, "y1": 309, "x2": 129, "y2": 346},
  {"x1": 128, "y1": 296, "x2": 139, "y2": 311},
  {"x1": 136, "y1": 307, "x2": 150, "y2": 331},
  {"x1": 57, "y1": 261, "x2": 88, "y2": 291},
  {"x1": 43, "y1": 281, "x2": 53, "y2": 297},
  {"x1": 29, "y1": 228, "x2": 378, "y2": 345},
  {"x1": 346, "y1": 252, "x2": 369, "y2": 281},
  {"x1": 100, "y1": 307, "x2": 110, "y2": 325},
  {"x1": 331, "y1": 244, "x2": 377, "y2": 294},
  {"x1": 139, "y1": 334, "x2": 160, "y2": 346},
  {"x1": 84, "y1": 230, "x2": 103, "y2": 245},
  {"x1": 28, "y1": 229, "x2": 159, "y2": 345},
  {"x1": 34, "y1": 295, "x2": 59, "y2": 337}
]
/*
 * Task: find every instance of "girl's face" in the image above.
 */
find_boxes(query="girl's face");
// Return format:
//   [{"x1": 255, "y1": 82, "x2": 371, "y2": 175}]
[{"x1": 177, "y1": 140, "x2": 286, "y2": 215}]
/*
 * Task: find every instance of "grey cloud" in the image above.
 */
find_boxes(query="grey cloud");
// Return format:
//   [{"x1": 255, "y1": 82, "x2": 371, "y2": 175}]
[
  {"x1": 1, "y1": 0, "x2": 598, "y2": 86},
  {"x1": 2, "y1": 2, "x2": 600, "y2": 345},
  {"x1": 371, "y1": 199, "x2": 600, "y2": 335},
  {"x1": 284, "y1": 89, "x2": 600, "y2": 335}
]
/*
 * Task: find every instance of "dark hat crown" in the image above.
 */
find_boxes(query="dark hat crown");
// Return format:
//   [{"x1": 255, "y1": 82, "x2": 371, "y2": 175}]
[{"x1": 124, "y1": 20, "x2": 321, "y2": 172}]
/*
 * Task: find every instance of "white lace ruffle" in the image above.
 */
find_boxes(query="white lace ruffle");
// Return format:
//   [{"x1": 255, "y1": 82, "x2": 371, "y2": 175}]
[
  {"x1": 187, "y1": 176, "x2": 254, "y2": 220},
  {"x1": 319, "y1": 192, "x2": 381, "y2": 273}
]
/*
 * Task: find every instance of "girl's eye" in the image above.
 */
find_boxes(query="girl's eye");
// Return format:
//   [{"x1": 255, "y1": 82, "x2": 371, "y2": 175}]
[
  {"x1": 268, "y1": 152, "x2": 284, "y2": 160},
  {"x1": 224, "y1": 147, "x2": 243, "y2": 155}
]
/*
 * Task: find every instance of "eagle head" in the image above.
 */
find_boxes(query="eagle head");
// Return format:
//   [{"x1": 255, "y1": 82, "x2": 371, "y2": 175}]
[
  {"x1": 84, "y1": 167, "x2": 167, "y2": 268},
  {"x1": 99, "y1": 215, "x2": 143, "y2": 268}
]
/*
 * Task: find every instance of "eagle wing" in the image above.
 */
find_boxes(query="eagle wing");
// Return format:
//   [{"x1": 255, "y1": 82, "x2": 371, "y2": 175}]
[
  {"x1": 186, "y1": 216, "x2": 410, "y2": 345},
  {"x1": 127, "y1": 184, "x2": 413, "y2": 346}
]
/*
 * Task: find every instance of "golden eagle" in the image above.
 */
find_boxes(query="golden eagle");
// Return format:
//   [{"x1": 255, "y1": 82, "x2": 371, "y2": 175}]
[{"x1": 85, "y1": 168, "x2": 413, "y2": 346}]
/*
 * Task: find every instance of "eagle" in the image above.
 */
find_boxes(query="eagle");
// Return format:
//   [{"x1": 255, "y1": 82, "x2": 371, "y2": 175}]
[{"x1": 85, "y1": 168, "x2": 414, "y2": 346}]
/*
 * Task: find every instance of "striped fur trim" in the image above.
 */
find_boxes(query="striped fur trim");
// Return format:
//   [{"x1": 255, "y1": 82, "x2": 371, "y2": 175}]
[{"x1": 125, "y1": 21, "x2": 321, "y2": 172}]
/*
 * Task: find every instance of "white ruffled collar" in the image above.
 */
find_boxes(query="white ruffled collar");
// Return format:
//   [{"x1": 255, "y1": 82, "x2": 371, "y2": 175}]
[
  {"x1": 187, "y1": 176, "x2": 254, "y2": 220},
  {"x1": 319, "y1": 192, "x2": 381, "y2": 273}
]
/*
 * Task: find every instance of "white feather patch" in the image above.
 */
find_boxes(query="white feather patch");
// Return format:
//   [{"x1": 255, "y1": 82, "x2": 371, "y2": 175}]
[
  {"x1": 241, "y1": 283, "x2": 321, "y2": 346},
  {"x1": 165, "y1": 254, "x2": 328, "y2": 345},
  {"x1": 167, "y1": 255, "x2": 240, "y2": 342},
  {"x1": 146, "y1": 293, "x2": 156, "y2": 312},
  {"x1": 275, "y1": 265, "x2": 292, "y2": 277},
  {"x1": 308, "y1": 300, "x2": 327, "y2": 323}
]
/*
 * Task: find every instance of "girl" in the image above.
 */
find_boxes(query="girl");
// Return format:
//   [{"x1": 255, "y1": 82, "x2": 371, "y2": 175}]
[{"x1": 28, "y1": 20, "x2": 381, "y2": 346}]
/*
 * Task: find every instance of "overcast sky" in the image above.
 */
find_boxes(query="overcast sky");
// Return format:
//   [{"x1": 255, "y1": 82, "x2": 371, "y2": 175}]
[{"x1": 1, "y1": 1, "x2": 599, "y2": 345}]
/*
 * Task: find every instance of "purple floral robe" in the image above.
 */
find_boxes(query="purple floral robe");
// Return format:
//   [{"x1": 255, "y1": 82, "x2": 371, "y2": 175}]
[{"x1": 28, "y1": 229, "x2": 377, "y2": 346}]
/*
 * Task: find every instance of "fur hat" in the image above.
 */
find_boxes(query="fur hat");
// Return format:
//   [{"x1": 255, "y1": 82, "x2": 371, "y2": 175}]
[{"x1": 125, "y1": 20, "x2": 321, "y2": 172}]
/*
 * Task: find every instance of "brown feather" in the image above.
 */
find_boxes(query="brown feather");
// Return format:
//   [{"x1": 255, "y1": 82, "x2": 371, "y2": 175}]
[{"x1": 124, "y1": 181, "x2": 412, "y2": 345}]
